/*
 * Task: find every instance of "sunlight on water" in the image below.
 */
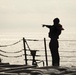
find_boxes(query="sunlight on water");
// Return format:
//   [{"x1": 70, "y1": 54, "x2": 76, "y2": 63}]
[{"x1": 0, "y1": 32, "x2": 76, "y2": 67}]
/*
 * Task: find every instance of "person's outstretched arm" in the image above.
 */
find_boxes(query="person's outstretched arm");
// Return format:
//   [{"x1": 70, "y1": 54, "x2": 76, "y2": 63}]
[{"x1": 42, "y1": 24, "x2": 51, "y2": 28}]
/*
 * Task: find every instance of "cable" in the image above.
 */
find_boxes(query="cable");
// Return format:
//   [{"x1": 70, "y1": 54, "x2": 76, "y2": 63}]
[
  {"x1": 26, "y1": 39, "x2": 39, "y2": 41},
  {"x1": 0, "y1": 53, "x2": 24, "y2": 58},
  {"x1": 0, "y1": 39, "x2": 22, "y2": 47},
  {"x1": 0, "y1": 49, "x2": 23, "y2": 53}
]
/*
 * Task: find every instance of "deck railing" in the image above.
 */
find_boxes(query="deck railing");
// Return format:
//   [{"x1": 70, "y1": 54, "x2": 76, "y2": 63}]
[{"x1": 0, "y1": 38, "x2": 76, "y2": 67}]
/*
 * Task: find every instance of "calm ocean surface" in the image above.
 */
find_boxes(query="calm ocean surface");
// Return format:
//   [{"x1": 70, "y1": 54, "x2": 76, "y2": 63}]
[{"x1": 0, "y1": 32, "x2": 76, "y2": 67}]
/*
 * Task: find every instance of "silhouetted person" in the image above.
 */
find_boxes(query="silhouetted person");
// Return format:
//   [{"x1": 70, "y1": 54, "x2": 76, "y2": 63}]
[{"x1": 42, "y1": 18, "x2": 64, "y2": 66}]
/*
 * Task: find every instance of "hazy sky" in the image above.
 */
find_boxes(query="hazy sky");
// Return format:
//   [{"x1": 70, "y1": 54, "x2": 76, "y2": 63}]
[{"x1": 0, "y1": 0, "x2": 76, "y2": 38}]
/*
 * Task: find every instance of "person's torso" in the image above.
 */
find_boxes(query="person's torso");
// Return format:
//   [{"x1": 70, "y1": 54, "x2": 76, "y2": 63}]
[{"x1": 49, "y1": 25, "x2": 61, "y2": 39}]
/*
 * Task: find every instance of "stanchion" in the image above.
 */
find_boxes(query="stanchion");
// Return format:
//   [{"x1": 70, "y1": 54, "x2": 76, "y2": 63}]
[
  {"x1": 23, "y1": 37, "x2": 27, "y2": 65},
  {"x1": 44, "y1": 38, "x2": 48, "y2": 66}
]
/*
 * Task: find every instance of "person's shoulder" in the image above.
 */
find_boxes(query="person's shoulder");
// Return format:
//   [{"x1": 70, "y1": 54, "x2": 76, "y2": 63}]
[{"x1": 51, "y1": 25, "x2": 54, "y2": 28}]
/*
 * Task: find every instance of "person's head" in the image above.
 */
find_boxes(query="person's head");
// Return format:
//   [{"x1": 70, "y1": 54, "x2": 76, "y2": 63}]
[{"x1": 53, "y1": 18, "x2": 60, "y2": 25}]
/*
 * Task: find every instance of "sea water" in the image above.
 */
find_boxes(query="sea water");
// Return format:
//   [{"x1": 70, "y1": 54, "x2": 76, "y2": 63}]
[{"x1": 0, "y1": 32, "x2": 76, "y2": 67}]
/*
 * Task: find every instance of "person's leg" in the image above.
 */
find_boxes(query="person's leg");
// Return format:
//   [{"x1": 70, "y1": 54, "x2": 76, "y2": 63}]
[
  {"x1": 53, "y1": 40, "x2": 60, "y2": 66},
  {"x1": 53, "y1": 50, "x2": 60, "y2": 66},
  {"x1": 49, "y1": 40, "x2": 55, "y2": 66},
  {"x1": 50, "y1": 40, "x2": 60, "y2": 66}
]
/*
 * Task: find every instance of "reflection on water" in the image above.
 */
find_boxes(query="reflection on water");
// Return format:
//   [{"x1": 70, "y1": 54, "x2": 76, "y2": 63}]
[
  {"x1": 0, "y1": 39, "x2": 76, "y2": 67},
  {"x1": 0, "y1": 33, "x2": 76, "y2": 67}
]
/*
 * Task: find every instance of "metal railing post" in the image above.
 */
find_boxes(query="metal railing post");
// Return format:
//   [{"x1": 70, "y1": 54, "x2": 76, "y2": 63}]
[
  {"x1": 23, "y1": 37, "x2": 27, "y2": 65},
  {"x1": 44, "y1": 38, "x2": 48, "y2": 66}
]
